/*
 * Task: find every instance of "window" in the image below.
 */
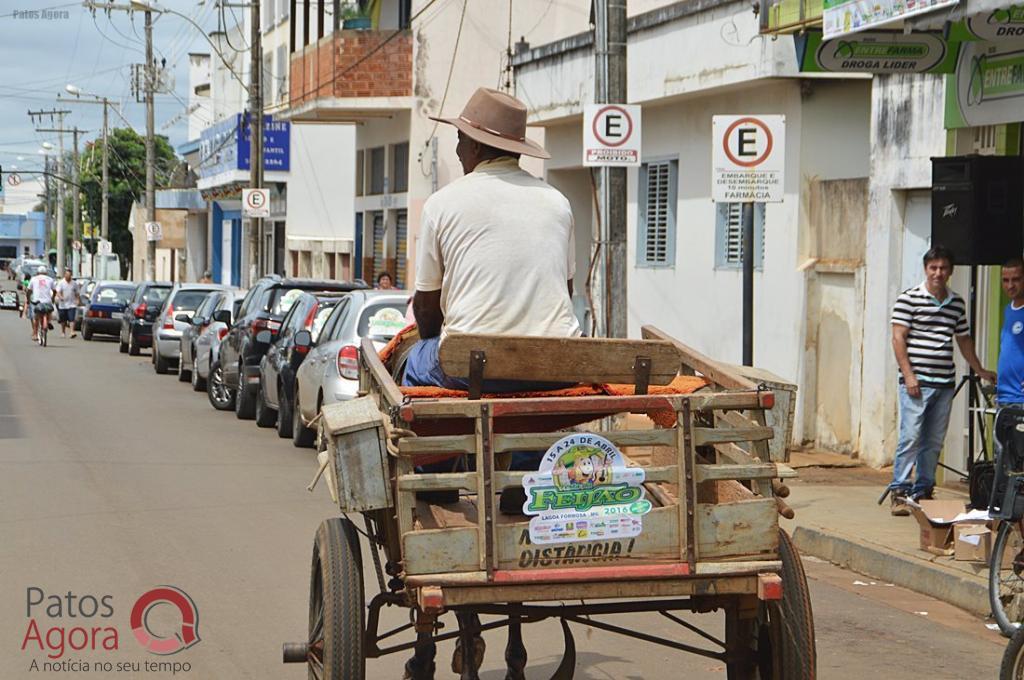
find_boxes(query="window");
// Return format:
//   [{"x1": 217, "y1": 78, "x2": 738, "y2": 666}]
[
  {"x1": 391, "y1": 142, "x2": 409, "y2": 193},
  {"x1": 369, "y1": 146, "x2": 386, "y2": 195},
  {"x1": 637, "y1": 159, "x2": 677, "y2": 268},
  {"x1": 714, "y1": 203, "x2": 765, "y2": 270}
]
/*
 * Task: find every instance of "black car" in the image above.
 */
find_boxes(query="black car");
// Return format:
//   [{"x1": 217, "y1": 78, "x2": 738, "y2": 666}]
[
  {"x1": 81, "y1": 282, "x2": 137, "y2": 340},
  {"x1": 255, "y1": 292, "x2": 348, "y2": 432},
  {"x1": 218, "y1": 276, "x2": 367, "y2": 420},
  {"x1": 119, "y1": 282, "x2": 172, "y2": 355}
]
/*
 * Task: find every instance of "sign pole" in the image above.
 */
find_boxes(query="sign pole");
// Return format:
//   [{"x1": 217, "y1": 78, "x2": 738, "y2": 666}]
[{"x1": 741, "y1": 202, "x2": 754, "y2": 366}]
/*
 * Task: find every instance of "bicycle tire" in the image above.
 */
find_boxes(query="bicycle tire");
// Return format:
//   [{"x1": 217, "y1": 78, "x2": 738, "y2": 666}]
[{"x1": 992, "y1": 521, "x2": 1024, "y2": 637}]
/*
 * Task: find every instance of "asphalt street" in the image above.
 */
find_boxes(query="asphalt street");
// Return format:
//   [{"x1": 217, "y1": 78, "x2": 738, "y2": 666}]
[{"x1": 0, "y1": 280, "x2": 1008, "y2": 679}]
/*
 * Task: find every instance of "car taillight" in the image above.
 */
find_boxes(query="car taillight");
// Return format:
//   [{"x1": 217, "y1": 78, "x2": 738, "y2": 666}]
[
  {"x1": 162, "y1": 304, "x2": 175, "y2": 329},
  {"x1": 251, "y1": 318, "x2": 281, "y2": 336},
  {"x1": 87, "y1": 309, "x2": 97, "y2": 318},
  {"x1": 217, "y1": 327, "x2": 229, "y2": 340},
  {"x1": 134, "y1": 302, "x2": 147, "y2": 318},
  {"x1": 337, "y1": 345, "x2": 359, "y2": 380}
]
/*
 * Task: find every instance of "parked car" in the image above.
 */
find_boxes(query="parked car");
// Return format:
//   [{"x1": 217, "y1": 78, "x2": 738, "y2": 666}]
[
  {"x1": 16, "y1": 259, "x2": 54, "y2": 286},
  {"x1": 292, "y1": 290, "x2": 409, "y2": 446},
  {"x1": 150, "y1": 284, "x2": 232, "y2": 374},
  {"x1": 217, "y1": 276, "x2": 367, "y2": 421},
  {"x1": 81, "y1": 282, "x2": 138, "y2": 340},
  {"x1": 180, "y1": 289, "x2": 245, "y2": 392},
  {"x1": 256, "y1": 292, "x2": 349, "y2": 434},
  {"x1": 73, "y1": 279, "x2": 96, "y2": 331},
  {"x1": 119, "y1": 282, "x2": 172, "y2": 355}
]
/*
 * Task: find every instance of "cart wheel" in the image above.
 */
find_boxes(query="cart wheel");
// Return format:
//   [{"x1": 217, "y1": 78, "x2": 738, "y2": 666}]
[
  {"x1": 309, "y1": 518, "x2": 365, "y2": 680},
  {"x1": 992, "y1": 521, "x2": 1024, "y2": 638},
  {"x1": 726, "y1": 529, "x2": 816, "y2": 680},
  {"x1": 1001, "y1": 625, "x2": 1024, "y2": 679}
]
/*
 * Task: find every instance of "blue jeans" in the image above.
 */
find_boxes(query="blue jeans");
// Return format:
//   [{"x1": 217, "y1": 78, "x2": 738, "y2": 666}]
[
  {"x1": 890, "y1": 382, "x2": 955, "y2": 498},
  {"x1": 403, "y1": 337, "x2": 573, "y2": 471}
]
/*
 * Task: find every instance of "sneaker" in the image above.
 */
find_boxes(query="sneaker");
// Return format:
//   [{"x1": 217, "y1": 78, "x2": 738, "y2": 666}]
[
  {"x1": 912, "y1": 490, "x2": 934, "y2": 502},
  {"x1": 891, "y1": 492, "x2": 911, "y2": 516}
]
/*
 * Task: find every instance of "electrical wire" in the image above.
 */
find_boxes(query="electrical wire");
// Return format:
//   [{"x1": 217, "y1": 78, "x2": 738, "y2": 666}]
[{"x1": 423, "y1": 0, "x2": 467, "y2": 145}]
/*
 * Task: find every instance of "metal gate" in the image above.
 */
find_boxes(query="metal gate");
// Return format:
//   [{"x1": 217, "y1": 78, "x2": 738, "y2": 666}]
[
  {"x1": 372, "y1": 211, "x2": 385, "y2": 281},
  {"x1": 395, "y1": 210, "x2": 407, "y2": 288}
]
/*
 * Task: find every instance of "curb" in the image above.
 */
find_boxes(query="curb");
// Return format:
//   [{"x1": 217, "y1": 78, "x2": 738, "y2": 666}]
[{"x1": 792, "y1": 525, "x2": 989, "y2": 617}]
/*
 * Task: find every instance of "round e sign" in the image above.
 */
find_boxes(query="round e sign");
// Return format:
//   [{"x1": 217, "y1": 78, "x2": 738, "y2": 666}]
[
  {"x1": 722, "y1": 117, "x2": 774, "y2": 168},
  {"x1": 592, "y1": 105, "x2": 634, "y2": 148}
]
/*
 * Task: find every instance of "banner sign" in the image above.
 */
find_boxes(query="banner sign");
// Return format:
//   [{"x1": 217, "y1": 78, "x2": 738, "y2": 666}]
[
  {"x1": 796, "y1": 30, "x2": 959, "y2": 73},
  {"x1": 946, "y1": 39, "x2": 1024, "y2": 127},
  {"x1": 198, "y1": 114, "x2": 291, "y2": 179},
  {"x1": 949, "y1": 4, "x2": 1024, "y2": 40},
  {"x1": 823, "y1": 0, "x2": 958, "y2": 38},
  {"x1": 522, "y1": 434, "x2": 651, "y2": 545}
]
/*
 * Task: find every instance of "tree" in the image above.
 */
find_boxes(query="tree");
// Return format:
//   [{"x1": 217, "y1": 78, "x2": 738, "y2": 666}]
[{"x1": 78, "y1": 127, "x2": 178, "y2": 276}]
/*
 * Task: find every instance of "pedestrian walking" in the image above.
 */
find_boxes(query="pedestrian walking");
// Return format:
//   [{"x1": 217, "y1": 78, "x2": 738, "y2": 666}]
[
  {"x1": 27, "y1": 266, "x2": 56, "y2": 343},
  {"x1": 55, "y1": 268, "x2": 80, "y2": 338},
  {"x1": 997, "y1": 258, "x2": 1024, "y2": 407},
  {"x1": 888, "y1": 245, "x2": 996, "y2": 515}
]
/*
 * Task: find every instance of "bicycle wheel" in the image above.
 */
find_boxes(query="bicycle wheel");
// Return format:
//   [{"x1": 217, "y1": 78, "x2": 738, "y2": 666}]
[
  {"x1": 992, "y1": 521, "x2": 1024, "y2": 637},
  {"x1": 1002, "y1": 626, "x2": 1024, "y2": 679}
]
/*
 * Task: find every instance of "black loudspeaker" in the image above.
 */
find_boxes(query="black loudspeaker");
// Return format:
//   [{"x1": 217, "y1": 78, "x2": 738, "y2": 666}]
[{"x1": 931, "y1": 155, "x2": 1023, "y2": 265}]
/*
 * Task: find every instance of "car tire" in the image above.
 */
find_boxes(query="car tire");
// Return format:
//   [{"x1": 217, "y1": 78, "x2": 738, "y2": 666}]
[
  {"x1": 234, "y1": 363, "x2": 257, "y2": 420},
  {"x1": 178, "y1": 351, "x2": 191, "y2": 382},
  {"x1": 128, "y1": 330, "x2": 140, "y2": 356},
  {"x1": 276, "y1": 381, "x2": 294, "y2": 439},
  {"x1": 118, "y1": 335, "x2": 128, "y2": 353},
  {"x1": 191, "y1": 356, "x2": 206, "y2": 392},
  {"x1": 255, "y1": 384, "x2": 276, "y2": 428},
  {"x1": 154, "y1": 349, "x2": 170, "y2": 375},
  {"x1": 292, "y1": 391, "x2": 315, "y2": 448},
  {"x1": 207, "y1": 360, "x2": 235, "y2": 411},
  {"x1": 82, "y1": 323, "x2": 93, "y2": 341}
]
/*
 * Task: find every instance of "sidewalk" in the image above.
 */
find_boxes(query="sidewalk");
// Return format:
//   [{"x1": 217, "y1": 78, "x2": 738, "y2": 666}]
[{"x1": 780, "y1": 451, "x2": 991, "y2": 617}]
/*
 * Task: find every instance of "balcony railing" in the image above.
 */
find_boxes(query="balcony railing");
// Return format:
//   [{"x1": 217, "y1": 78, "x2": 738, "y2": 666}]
[{"x1": 290, "y1": 29, "x2": 413, "y2": 106}]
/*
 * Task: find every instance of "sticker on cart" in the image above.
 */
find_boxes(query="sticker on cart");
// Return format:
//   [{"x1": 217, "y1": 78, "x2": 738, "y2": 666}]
[
  {"x1": 522, "y1": 433, "x2": 651, "y2": 545},
  {"x1": 366, "y1": 307, "x2": 407, "y2": 339}
]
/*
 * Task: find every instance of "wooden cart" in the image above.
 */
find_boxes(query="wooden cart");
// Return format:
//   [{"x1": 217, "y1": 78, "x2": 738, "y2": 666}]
[{"x1": 283, "y1": 326, "x2": 815, "y2": 679}]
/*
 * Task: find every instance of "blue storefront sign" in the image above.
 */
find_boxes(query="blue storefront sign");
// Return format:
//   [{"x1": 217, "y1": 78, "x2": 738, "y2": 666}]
[{"x1": 198, "y1": 113, "x2": 290, "y2": 179}]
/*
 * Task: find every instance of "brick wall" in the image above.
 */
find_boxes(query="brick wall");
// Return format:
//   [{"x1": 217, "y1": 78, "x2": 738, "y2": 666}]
[{"x1": 290, "y1": 30, "x2": 412, "y2": 105}]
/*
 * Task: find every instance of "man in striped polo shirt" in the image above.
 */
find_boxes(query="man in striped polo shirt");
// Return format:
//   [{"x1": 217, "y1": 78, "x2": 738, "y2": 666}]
[{"x1": 889, "y1": 246, "x2": 996, "y2": 515}]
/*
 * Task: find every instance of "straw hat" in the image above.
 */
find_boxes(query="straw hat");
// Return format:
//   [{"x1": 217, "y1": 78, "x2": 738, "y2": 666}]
[{"x1": 430, "y1": 87, "x2": 549, "y2": 159}]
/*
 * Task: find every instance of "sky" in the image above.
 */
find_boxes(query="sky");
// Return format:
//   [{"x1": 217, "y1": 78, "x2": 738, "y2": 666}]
[{"x1": 0, "y1": 0, "x2": 231, "y2": 211}]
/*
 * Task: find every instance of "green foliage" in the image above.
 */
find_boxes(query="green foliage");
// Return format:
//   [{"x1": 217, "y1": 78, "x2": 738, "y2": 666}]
[{"x1": 78, "y1": 127, "x2": 178, "y2": 272}]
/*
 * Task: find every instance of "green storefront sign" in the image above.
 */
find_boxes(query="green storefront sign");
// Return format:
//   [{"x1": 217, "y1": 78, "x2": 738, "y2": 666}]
[
  {"x1": 822, "y1": 0, "x2": 957, "y2": 38},
  {"x1": 796, "y1": 30, "x2": 960, "y2": 73},
  {"x1": 946, "y1": 40, "x2": 1024, "y2": 127}
]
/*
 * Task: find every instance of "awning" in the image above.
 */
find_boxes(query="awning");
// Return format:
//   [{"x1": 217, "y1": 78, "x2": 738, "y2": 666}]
[{"x1": 906, "y1": 0, "x2": 1023, "y2": 35}]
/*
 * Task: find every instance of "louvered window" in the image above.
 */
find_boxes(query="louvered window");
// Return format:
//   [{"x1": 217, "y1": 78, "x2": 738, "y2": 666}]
[
  {"x1": 715, "y1": 203, "x2": 765, "y2": 270},
  {"x1": 637, "y1": 159, "x2": 677, "y2": 268}
]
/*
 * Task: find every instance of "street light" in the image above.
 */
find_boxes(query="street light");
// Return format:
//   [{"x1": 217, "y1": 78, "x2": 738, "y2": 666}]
[{"x1": 64, "y1": 84, "x2": 81, "y2": 97}]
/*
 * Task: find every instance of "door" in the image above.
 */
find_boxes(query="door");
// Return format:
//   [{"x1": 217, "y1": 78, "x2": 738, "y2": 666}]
[
  {"x1": 372, "y1": 212, "x2": 385, "y2": 281},
  {"x1": 901, "y1": 191, "x2": 932, "y2": 291},
  {"x1": 395, "y1": 210, "x2": 408, "y2": 288}
]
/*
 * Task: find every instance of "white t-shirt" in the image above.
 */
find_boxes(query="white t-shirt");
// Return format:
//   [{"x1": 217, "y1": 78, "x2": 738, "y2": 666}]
[
  {"x1": 28, "y1": 274, "x2": 56, "y2": 305},
  {"x1": 416, "y1": 157, "x2": 581, "y2": 340},
  {"x1": 55, "y1": 279, "x2": 80, "y2": 309}
]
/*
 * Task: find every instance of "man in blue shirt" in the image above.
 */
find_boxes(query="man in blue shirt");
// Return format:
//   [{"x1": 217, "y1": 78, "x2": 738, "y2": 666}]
[{"x1": 998, "y1": 258, "x2": 1024, "y2": 406}]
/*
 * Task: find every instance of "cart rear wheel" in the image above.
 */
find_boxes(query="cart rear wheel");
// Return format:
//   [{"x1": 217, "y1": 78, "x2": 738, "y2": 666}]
[
  {"x1": 309, "y1": 517, "x2": 365, "y2": 680},
  {"x1": 726, "y1": 529, "x2": 816, "y2": 680}
]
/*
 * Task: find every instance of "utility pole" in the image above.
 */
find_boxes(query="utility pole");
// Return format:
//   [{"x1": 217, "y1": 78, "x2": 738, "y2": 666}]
[
  {"x1": 29, "y1": 108, "x2": 70, "y2": 272},
  {"x1": 72, "y1": 128, "x2": 83, "y2": 275},
  {"x1": 144, "y1": 9, "x2": 157, "y2": 281},
  {"x1": 248, "y1": 0, "x2": 264, "y2": 286},
  {"x1": 593, "y1": 0, "x2": 627, "y2": 338},
  {"x1": 43, "y1": 158, "x2": 51, "y2": 252},
  {"x1": 59, "y1": 92, "x2": 111, "y2": 245}
]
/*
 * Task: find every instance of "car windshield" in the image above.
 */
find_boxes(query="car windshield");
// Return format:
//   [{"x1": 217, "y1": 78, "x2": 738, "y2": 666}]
[
  {"x1": 94, "y1": 286, "x2": 134, "y2": 305},
  {"x1": 144, "y1": 287, "x2": 170, "y2": 305},
  {"x1": 357, "y1": 302, "x2": 408, "y2": 340},
  {"x1": 171, "y1": 290, "x2": 215, "y2": 313},
  {"x1": 268, "y1": 287, "x2": 307, "y2": 316}
]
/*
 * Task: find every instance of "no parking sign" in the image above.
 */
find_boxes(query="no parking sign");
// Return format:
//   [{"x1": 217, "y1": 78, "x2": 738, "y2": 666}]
[
  {"x1": 243, "y1": 188, "x2": 270, "y2": 218},
  {"x1": 583, "y1": 104, "x2": 641, "y2": 167}
]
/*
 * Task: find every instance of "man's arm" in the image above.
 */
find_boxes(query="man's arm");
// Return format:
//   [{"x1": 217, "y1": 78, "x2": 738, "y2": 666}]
[
  {"x1": 413, "y1": 290, "x2": 443, "y2": 339},
  {"x1": 892, "y1": 324, "x2": 921, "y2": 398},
  {"x1": 955, "y1": 335, "x2": 997, "y2": 383}
]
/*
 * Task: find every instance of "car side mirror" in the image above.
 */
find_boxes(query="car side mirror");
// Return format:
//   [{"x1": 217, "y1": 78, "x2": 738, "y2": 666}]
[
  {"x1": 293, "y1": 329, "x2": 313, "y2": 350},
  {"x1": 255, "y1": 330, "x2": 273, "y2": 344},
  {"x1": 175, "y1": 314, "x2": 192, "y2": 324},
  {"x1": 213, "y1": 309, "x2": 231, "y2": 324}
]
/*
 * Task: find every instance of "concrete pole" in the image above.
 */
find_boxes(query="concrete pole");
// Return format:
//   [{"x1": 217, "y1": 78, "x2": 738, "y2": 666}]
[
  {"x1": 43, "y1": 157, "x2": 51, "y2": 253},
  {"x1": 101, "y1": 100, "x2": 109, "y2": 243},
  {"x1": 72, "y1": 127, "x2": 81, "y2": 276},
  {"x1": 56, "y1": 115, "x2": 66, "y2": 273},
  {"x1": 593, "y1": 0, "x2": 628, "y2": 338},
  {"x1": 248, "y1": 0, "x2": 264, "y2": 286},
  {"x1": 145, "y1": 10, "x2": 157, "y2": 281}
]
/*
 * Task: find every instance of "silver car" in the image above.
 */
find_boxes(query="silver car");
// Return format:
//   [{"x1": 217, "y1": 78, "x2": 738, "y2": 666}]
[
  {"x1": 293, "y1": 290, "x2": 409, "y2": 444},
  {"x1": 185, "y1": 290, "x2": 246, "y2": 399},
  {"x1": 151, "y1": 284, "x2": 232, "y2": 374}
]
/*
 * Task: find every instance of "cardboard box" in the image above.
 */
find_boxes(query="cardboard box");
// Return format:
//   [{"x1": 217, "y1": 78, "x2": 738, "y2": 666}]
[
  {"x1": 909, "y1": 500, "x2": 966, "y2": 555},
  {"x1": 954, "y1": 523, "x2": 992, "y2": 562}
]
